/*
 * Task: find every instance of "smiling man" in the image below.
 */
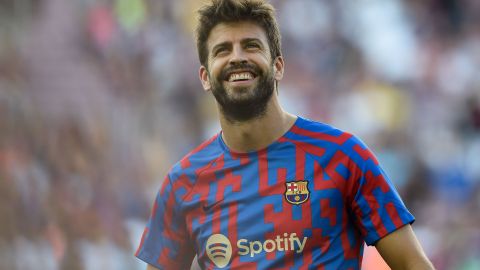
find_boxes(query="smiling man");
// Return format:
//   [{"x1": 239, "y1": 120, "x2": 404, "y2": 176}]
[
  {"x1": 135, "y1": 0, "x2": 435, "y2": 269},
  {"x1": 199, "y1": 20, "x2": 281, "y2": 124}
]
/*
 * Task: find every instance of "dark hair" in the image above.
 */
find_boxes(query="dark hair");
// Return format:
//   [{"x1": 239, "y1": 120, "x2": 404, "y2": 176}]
[{"x1": 196, "y1": 0, "x2": 282, "y2": 67}]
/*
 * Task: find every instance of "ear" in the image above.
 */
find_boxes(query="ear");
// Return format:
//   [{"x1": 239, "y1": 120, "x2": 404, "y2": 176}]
[
  {"x1": 273, "y1": 56, "x2": 284, "y2": 81},
  {"x1": 199, "y1": 65, "x2": 211, "y2": 91}
]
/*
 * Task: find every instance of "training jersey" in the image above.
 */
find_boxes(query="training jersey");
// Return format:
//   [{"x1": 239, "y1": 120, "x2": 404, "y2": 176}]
[{"x1": 136, "y1": 116, "x2": 415, "y2": 270}]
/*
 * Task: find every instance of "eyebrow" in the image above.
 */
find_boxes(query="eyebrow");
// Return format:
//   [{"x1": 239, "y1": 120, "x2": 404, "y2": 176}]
[
  {"x1": 241, "y1": 38, "x2": 263, "y2": 46},
  {"x1": 211, "y1": 41, "x2": 231, "y2": 54},
  {"x1": 211, "y1": 38, "x2": 265, "y2": 53}
]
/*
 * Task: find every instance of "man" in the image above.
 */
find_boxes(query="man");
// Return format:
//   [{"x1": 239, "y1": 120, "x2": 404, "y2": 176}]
[{"x1": 136, "y1": 0, "x2": 435, "y2": 269}]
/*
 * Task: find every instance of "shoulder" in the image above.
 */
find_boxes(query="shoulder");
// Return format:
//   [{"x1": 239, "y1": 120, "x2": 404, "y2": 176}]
[
  {"x1": 286, "y1": 117, "x2": 353, "y2": 150},
  {"x1": 286, "y1": 117, "x2": 377, "y2": 163},
  {"x1": 167, "y1": 133, "x2": 224, "y2": 186}
]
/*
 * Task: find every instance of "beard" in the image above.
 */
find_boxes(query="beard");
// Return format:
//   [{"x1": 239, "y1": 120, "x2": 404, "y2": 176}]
[{"x1": 209, "y1": 62, "x2": 276, "y2": 123}]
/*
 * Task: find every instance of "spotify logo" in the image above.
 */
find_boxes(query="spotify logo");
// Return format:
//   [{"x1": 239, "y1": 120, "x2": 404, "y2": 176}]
[
  {"x1": 206, "y1": 234, "x2": 232, "y2": 268},
  {"x1": 206, "y1": 233, "x2": 308, "y2": 267}
]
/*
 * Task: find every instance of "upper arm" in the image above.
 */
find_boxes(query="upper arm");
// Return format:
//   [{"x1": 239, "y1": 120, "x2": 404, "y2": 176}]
[
  {"x1": 375, "y1": 224, "x2": 435, "y2": 270},
  {"x1": 146, "y1": 264, "x2": 161, "y2": 270},
  {"x1": 135, "y1": 176, "x2": 195, "y2": 269},
  {"x1": 344, "y1": 137, "x2": 433, "y2": 269},
  {"x1": 346, "y1": 136, "x2": 415, "y2": 245}
]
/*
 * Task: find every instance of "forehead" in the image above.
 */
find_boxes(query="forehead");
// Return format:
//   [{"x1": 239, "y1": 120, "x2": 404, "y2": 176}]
[{"x1": 207, "y1": 21, "x2": 269, "y2": 50}]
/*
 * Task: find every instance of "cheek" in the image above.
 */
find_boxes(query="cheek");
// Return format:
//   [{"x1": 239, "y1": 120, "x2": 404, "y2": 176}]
[{"x1": 209, "y1": 61, "x2": 225, "y2": 79}]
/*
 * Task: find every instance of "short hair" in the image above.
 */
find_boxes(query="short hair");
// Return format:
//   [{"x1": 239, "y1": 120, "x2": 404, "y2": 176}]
[{"x1": 196, "y1": 0, "x2": 282, "y2": 67}]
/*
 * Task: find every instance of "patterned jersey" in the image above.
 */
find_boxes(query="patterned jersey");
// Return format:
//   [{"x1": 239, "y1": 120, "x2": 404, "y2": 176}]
[{"x1": 136, "y1": 117, "x2": 414, "y2": 269}]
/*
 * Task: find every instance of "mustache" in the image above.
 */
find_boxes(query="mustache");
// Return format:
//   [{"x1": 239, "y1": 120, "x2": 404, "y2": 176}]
[{"x1": 219, "y1": 63, "x2": 262, "y2": 81}]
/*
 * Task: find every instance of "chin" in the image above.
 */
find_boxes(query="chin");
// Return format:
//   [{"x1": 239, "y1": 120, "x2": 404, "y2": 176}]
[{"x1": 227, "y1": 90, "x2": 257, "y2": 102}]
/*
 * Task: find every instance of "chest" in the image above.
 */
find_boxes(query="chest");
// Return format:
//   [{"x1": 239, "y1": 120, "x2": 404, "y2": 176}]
[{"x1": 184, "y1": 153, "x2": 350, "y2": 255}]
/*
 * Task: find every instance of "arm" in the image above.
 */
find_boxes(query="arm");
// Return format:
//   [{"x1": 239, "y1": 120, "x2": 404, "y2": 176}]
[
  {"x1": 375, "y1": 224, "x2": 435, "y2": 270},
  {"x1": 146, "y1": 265, "x2": 161, "y2": 270},
  {"x1": 135, "y1": 175, "x2": 195, "y2": 269},
  {"x1": 345, "y1": 137, "x2": 433, "y2": 269}
]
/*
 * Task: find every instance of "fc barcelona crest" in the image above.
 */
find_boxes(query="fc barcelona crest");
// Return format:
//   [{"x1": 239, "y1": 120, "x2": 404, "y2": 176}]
[{"x1": 284, "y1": 180, "x2": 310, "y2": 205}]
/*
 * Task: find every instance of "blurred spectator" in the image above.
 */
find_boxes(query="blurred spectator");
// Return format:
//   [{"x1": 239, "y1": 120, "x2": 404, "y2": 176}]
[{"x1": 0, "y1": 0, "x2": 478, "y2": 269}]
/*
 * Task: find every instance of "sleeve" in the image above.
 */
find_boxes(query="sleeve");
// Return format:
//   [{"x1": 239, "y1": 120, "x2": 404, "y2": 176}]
[
  {"x1": 347, "y1": 136, "x2": 415, "y2": 246},
  {"x1": 135, "y1": 175, "x2": 195, "y2": 269}
]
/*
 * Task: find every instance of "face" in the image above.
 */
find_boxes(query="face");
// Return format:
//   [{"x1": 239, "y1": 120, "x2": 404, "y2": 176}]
[{"x1": 199, "y1": 21, "x2": 284, "y2": 123}]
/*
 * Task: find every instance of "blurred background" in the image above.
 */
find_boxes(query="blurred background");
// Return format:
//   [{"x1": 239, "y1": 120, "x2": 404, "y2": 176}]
[{"x1": 0, "y1": 0, "x2": 479, "y2": 269}]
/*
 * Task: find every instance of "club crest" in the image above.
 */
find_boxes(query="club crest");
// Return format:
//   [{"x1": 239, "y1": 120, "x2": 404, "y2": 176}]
[{"x1": 284, "y1": 180, "x2": 310, "y2": 205}]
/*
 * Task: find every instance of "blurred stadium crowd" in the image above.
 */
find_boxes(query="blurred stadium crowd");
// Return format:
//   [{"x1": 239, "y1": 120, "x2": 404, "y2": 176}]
[{"x1": 0, "y1": 0, "x2": 479, "y2": 269}]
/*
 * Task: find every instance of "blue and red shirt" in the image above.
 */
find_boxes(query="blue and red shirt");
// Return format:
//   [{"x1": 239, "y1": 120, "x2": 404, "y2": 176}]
[{"x1": 136, "y1": 116, "x2": 414, "y2": 269}]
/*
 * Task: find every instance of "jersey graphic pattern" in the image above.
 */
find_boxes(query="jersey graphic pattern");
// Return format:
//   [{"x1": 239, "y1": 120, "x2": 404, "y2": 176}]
[{"x1": 135, "y1": 117, "x2": 415, "y2": 269}]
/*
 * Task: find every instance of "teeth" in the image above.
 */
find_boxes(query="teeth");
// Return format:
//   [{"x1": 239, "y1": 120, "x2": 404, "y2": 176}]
[{"x1": 228, "y1": 72, "x2": 253, "y2": 82}]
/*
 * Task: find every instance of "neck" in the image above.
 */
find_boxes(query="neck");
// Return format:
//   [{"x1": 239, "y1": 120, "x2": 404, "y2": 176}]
[{"x1": 218, "y1": 95, "x2": 297, "y2": 153}]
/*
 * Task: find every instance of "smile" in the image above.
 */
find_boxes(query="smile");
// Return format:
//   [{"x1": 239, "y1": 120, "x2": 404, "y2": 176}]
[{"x1": 228, "y1": 72, "x2": 255, "y2": 82}]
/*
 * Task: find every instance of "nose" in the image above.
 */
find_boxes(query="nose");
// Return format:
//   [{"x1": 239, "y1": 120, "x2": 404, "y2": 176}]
[{"x1": 228, "y1": 44, "x2": 248, "y2": 65}]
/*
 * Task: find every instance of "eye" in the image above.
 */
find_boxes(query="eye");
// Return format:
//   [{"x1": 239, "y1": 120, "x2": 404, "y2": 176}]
[
  {"x1": 245, "y1": 43, "x2": 260, "y2": 49},
  {"x1": 214, "y1": 47, "x2": 229, "y2": 56}
]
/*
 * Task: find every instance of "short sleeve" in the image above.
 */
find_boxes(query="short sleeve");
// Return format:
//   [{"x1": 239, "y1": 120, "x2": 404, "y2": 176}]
[
  {"x1": 135, "y1": 175, "x2": 195, "y2": 269},
  {"x1": 348, "y1": 137, "x2": 415, "y2": 246}
]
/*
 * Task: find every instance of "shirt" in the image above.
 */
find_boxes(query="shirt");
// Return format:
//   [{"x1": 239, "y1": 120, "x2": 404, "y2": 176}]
[{"x1": 136, "y1": 116, "x2": 415, "y2": 269}]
